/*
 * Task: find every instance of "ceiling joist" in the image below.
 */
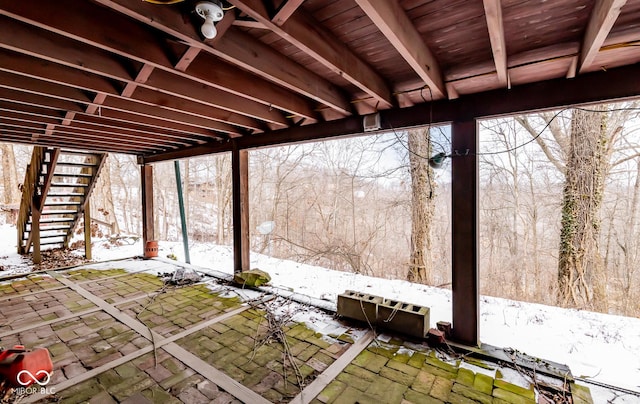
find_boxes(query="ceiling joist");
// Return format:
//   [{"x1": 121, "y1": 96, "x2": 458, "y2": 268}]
[
  {"x1": 355, "y1": 0, "x2": 447, "y2": 99},
  {"x1": 579, "y1": 0, "x2": 627, "y2": 73},
  {"x1": 482, "y1": 0, "x2": 509, "y2": 87},
  {"x1": 228, "y1": 0, "x2": 394, "y2": 109},
  {"x1": 91, "y1": 0, "x2": 344, "y2": 118}
]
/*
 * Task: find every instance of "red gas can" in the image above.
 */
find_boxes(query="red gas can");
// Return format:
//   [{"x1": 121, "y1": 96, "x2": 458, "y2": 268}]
[{"x1": 0, "y1": 345, "x2": 53, "y2": 387}]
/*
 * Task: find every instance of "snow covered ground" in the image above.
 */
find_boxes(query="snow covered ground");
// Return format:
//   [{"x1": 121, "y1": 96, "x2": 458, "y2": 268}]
[{"x1": 1, "y1": 224, "x2": 639, "y2": 402}]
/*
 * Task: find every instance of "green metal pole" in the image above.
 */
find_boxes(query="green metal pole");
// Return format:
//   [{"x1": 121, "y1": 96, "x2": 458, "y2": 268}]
[{"x1": 174, "y1": 160, "x2": 191, "y2": 264}]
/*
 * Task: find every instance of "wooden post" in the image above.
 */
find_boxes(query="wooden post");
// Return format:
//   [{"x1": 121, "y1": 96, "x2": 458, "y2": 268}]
[
  {"x1": 84, "y1": 203, "x2": 92, "y2": 260},
  {"x1": 232, "y1": 145, "x2": 250, "y2": 273},
  {"x1": 141, "y1": 164, "x2": 154, "y2": 253},
  {"x1": 451, "y1": 120, "x2": 479, "y2": 347},
  {"x1": 32, "y1": 206, "x2": 41, "y2": 265}
]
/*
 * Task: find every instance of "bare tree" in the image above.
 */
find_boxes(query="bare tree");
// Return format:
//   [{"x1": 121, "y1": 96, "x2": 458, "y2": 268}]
[{"x1": 0, "y1": 143, "x2": 20, "y2": 224}]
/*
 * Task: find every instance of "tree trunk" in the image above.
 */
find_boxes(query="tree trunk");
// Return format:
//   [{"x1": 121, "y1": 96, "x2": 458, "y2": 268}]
[
  {"x1": 215, "y1": 154, "x2": 231, "y2": 244},
  {"x1": 91, "y1": 155, "x2": 120, "y2": 235},
  {"x1": 0, "y1": 143, "x2": 20, "y2": 224},
  {"x1": 557, "y1": 108, "x2": 609, "y2": 311},
  {"x1": 407, "y1": 128, "x2": 435, "y2": 285}
]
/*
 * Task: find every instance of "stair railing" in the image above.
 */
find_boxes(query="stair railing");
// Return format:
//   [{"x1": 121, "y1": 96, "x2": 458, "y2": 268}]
[{"x1": 16, "y1": 147, "x2": 60, "y2": 255}]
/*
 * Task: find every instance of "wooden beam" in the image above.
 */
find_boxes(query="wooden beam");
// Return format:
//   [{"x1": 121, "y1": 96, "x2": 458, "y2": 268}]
[
  {"x1": 0, "y1": 70, "x2": 237, "y2": 135},
  {"x1": 1, "y1": 111, "x2": 192, "y2": 149},
  {"x1": 354, "y1": 0, "x2": 447, "y2": 98},
  {"x1": 450, "y1": 120, "x2": 479, "y2": 347},
  {"x1": 141, "y1": 164, "x2": 154, "y2": 250},
  {"x1": 84, "y1": 203, "x2": 92, "y2": 260},
  {"x1": 0, "y1": 18, "x2": 290, "y2": 128},
  {"x1": 142, "y1": 62, "x2": 640, "y2": 163},
  {"x1": 482, "y1": 0, "x2": 509, "y2": 87},
  {"x1": 228, "y1": 0, "x2": 394, "y2": 108},
  {"x1": 87, "y1": 0, "x2": 338, "y2": 117},
  {"x1": 1, "y1": 106, "x2": 198, "y2": 143},
  {"x1": 272, "y1": 0, "x2": 305, "y2": 26},
  {"x1": 31, "y1": 206, "x2": 41, "y2": 264},
  {"x1": 0, "y1": 1, "x2": 303, "y2": 124},
  {"x1": 579, "y1": 0, "x2": 627, "y2": 73},
  {"x1": 231, "y1": 144, "x2": 250, "y2": 273},
  {"x1": 215, "y1": 29, "x2": 349, "y2": 116},
  {"x1": 0, "y1": 91, "x2": 220, "y2": 141},
  {"x1": 174, "y1": 46, "x2": 201, "y2": 72},
  {"x1": 0, "y1": 129, "x2": 149, "y2": 154}
]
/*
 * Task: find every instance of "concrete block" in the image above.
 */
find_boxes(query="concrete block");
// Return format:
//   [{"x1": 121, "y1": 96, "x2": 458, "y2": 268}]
[
  {"x1": 377, "y1": 299, "x2": 430, "y2": 338},
  {"x1": 337, "y1": 290, "x2": 381, "y2": 324}
]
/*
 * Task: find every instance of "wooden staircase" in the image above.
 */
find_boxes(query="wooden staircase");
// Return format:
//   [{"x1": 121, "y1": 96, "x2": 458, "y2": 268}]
[{"x1": 17, "y1": 147, "x2": 107, "y2": 261}]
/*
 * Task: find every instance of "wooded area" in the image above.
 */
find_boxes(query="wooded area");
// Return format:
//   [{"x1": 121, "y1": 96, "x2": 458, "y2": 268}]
[{"x1": 2, "y1": 103, "x2": 639, "y2": 318}]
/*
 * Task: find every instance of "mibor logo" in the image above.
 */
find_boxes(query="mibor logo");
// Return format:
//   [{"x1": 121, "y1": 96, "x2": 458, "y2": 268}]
[{"x1": 16, "y1": 369, "x2": 51, "y2": 386}]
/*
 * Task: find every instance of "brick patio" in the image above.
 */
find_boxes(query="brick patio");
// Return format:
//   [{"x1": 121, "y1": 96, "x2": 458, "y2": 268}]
[{"x1": 0, "y1": 259, "x2": 594, "y2": 403}]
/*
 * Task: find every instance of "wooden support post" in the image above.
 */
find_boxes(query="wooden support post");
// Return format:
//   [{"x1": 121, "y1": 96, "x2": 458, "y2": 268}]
[
  {"x1": 84, "y1": 203, "x2": 92, "y2": 260},
  {"x1": 141, "y1": 164, "x2": 155, "y2": 254},
  {"x1": 231, "y1": 145, "x2": 250, "y2": 273},
  {"x1": 32, "y1": 206, "x2": 41, "y2": 265},
  {"x1": 451, "y1": 120, "x2": 479, "y2": 347}
]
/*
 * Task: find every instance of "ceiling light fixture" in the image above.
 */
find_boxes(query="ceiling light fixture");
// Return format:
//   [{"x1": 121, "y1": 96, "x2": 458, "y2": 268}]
[{"x1": 195, "y1": 1, "x2": 224, "y2": 39}]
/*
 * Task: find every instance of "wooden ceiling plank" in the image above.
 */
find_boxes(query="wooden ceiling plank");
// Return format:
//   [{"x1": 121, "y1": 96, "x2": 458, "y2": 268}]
[
  {"x1": 88, "y1": 0, "x2": 335, "y2": 118},
  {"x1": 0, "y1": 69, "x2": 241, "y2": 135},
  {"x1": 0, "y1": 123, "x2": 172, "y2": 152},
  {"x1": 3, "y1": 113, "x2": 196, "y2": 148},
  {"x1": 0, "y1": 49, "x2": 119, "y2": 97},
  {"x1": 99, "y1": 95, "x2": 235, "y2": 135},
  {"x1": 0, "y1": 0, "x2": 174, "y2": 69},
  {"x1": 0, "y1": 17, "x2": 287, "y2": 127},
  {"x1": 0, "y1": 105, "x2": 207, "y2": 144},
  {"x1": 355, "y1": 0, "x2": 447, "y2": 98},
  {"x1": 122, "y1": 86, "x2": 261, "y2": 133},
  {"x1": 579, "y1": 0, "x2": 627, "y2": 73},
  {"x1": 482, "y1": 0, "x2": 508, "y2": 87},
  {"x1": 214, "y1": 29, "x2": 348, "y2": 116},
  {"x1": 228, "y1": 0, "x2": 394, "y2": 108},
  {"x1": 272, "y1": 0, "x2": 306, "y2": 25},
  {"x1": 0, "y1": 129, "x2": 151, "y2": 154},
  {"x1": 0, "y1": 89, "x2": 218, "y2": 139},
  {"x1": 0, "y1": 15, "x2": 133, "y2": 83},
  {"x1": 157, "y1": 60, "x2": 291, "y2": 127}
]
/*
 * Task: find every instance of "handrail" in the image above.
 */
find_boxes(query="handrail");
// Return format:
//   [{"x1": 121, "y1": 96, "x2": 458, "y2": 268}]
[
  {"x1": 63, "y1": 153, "x2": 108, "y2": 247},
  {"x1": 17, "y1": 147, "x2": 46, "y2": 254}
]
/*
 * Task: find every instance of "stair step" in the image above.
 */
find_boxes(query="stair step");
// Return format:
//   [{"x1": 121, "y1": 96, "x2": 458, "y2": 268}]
[
  {"x1": 23, "y1": 227, "x2": 70, "y2": 238},
  {"x1": 50, "y1": 183, "x2": 89, "y2": 187},
  {"x1": 41, "y1": 209, "x2": 78, "y2": 215},
  {"x1": 60, "y1": 150, "x2": 96, "y2": 156},
  {"x1": 47, "y1": 193, "x2": 85, "y2": 197},
  {"x1": 55, "y1": 162, "x2": 97, "y2": 168},
  {"x1": 38, "y1": 218, "x2": 75, "y2": 224},
  {"x1": 44, "y1": 201, "x2": 82, "y2": 206},
  {"x1": 53, "y1": 173, "x2": 93, "y2": 178},
  {"x1": 40, "y1": 226, "x2": 71, "y2": 232},
  {"x1": 39, "y1": 233, "x2": 67, "y2": 239},
  {"x1": 39, "y1": 240, "x2": 65, "y2": 246}
]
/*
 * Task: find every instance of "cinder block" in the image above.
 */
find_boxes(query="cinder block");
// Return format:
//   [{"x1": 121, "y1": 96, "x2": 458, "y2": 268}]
[
  {"x1": 337, "y1": 290, "x2": 381, "y2": 324},
  {"x1": 377, "y1": 299, "x2": 430, "y2": 338}
]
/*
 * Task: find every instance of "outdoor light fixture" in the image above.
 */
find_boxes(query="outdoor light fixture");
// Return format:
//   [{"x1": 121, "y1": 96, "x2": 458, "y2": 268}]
[{"x1": 195, "y1": 1, "x2": 224, "y2": 39}]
